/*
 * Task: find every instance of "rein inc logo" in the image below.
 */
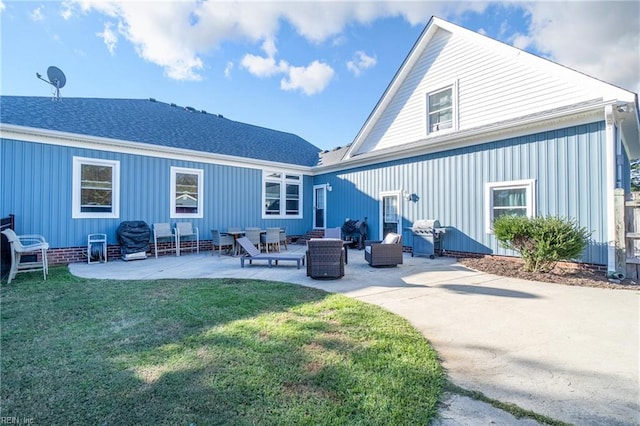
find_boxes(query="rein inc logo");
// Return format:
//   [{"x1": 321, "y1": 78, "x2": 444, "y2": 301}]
[{"x1": 0, "y1": 418, "x2": 34, "y2": 424}]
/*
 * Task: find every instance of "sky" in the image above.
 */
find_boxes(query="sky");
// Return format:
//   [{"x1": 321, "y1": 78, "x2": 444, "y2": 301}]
[{"x1": 1, "y1": 1, "x2": 638, "y2": 151}]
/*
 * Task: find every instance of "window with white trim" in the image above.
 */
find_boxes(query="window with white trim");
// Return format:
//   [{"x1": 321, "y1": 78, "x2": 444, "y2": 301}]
[
  {"x1": 485, "y1": 179, "x2": 536, "y2": 233},
  {"x1": 427, "y1": 83, "x2": 457, "y2": 134},
  {"x1": 171, "y1": 167, "x2": 203, "y2": 218},
  {"x1": 263, "y1": 171, "x2": 302, "y2": 218},
  {"x1": 72, "y1": 157, "x2": 120, "y2": 219}
]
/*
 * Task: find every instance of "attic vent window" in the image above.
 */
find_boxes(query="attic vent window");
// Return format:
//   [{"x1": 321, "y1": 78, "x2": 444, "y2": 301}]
[
  {"x1": 185, "y1": 106, "x2": 196, "y2": 112},
  {"x1": 170, "y1": 103, "x2": 177, "y2": 107},
  {"x1": 426, "y1": 82, "x2": 457, "y2": 134},
  {"x1": 149, "y1": 98, "x2": 156, "y2": 102}
]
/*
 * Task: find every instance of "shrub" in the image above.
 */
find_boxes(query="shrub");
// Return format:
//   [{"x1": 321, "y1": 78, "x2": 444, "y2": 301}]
[{"x1": 492, "y1": 215, "x2": 591, "y2": 273}]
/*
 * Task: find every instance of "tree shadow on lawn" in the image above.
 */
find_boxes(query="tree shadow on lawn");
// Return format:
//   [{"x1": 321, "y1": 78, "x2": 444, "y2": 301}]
[{"x1": 1, "y1": 268, "x2": 443, "y2": 425}]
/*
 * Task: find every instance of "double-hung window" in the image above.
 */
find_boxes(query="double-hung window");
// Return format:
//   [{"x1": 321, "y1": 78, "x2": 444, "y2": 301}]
[
  {"x1": 427, "y1": 83, "x2": 457, "y2": 134},
  {"x1": 171, "y1": 167, "x2": 203, "y2": 218},
  {"x1": 485, "y1": 179, "x2": 536, "y2": 233},
  {"x1": 263, "y1": 171, "x2": 302, "y2": 218},
  {"x1": 72, "y1": 157, "x2": 120, "y2": 218}
]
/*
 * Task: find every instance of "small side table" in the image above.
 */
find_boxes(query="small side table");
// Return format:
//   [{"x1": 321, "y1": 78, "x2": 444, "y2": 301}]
[{"x1": 88, "y1": 233, "x2": 107, "y2": 264}]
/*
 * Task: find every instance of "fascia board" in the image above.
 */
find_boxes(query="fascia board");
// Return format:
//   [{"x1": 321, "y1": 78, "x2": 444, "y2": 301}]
[{"x1": 0, "y1": 124, "x2": 314, "y2": 175}]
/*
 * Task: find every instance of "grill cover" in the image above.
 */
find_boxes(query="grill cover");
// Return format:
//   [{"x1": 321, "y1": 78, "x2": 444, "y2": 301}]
[{"x1": 117, "y1": 221, "x2": 151, "y2": 255}]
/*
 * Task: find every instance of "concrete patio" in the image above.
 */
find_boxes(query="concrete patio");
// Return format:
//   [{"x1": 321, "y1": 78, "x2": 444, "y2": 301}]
[{"x1": 70, "y1": 245, "x2": 640, "y2": 425}]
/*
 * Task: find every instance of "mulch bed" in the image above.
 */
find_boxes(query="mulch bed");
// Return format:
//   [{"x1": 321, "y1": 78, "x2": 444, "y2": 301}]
[{"x1": 457, "y1": 256, "x2": 640, "y2": 291}]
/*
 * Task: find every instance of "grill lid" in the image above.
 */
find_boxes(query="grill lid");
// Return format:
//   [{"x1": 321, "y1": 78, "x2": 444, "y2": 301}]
[{"x1": 412, "y1": 219, "x2": 441, "y2": 230}]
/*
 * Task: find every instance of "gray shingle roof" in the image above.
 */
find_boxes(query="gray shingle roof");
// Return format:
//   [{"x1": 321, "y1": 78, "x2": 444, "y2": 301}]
[{"x1": 0, "y1": 96, "x2": 321, "y2": 167}]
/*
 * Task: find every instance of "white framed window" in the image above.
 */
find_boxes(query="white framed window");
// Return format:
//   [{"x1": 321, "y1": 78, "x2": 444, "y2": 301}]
[
  {"x1": 485, "y1": 179, "x2": 536, "y2": 233},
  {"x1": 426, "y1": 82, "x2": 458, "y2": 134},
  {"x1": 72, "y1": 157, "x2": 120, "y2": 219},
  {"x1": 171, "y1": 167, "x2": 203, "y2": 218},
  {"x1": 262, "y1": 171, "x2": 302, "y2": 219}
]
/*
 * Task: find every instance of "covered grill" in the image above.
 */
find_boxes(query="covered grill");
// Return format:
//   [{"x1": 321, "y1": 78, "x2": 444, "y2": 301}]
[
  {"x1": 341, "y1": 217, "x2": 368, "y2": 249},
  {"x1": 117, "y1": 221, "x2": 151, "y2": 261},
  {"x1": 407, "y1": 219, "x2": 446, "y2": 259}
]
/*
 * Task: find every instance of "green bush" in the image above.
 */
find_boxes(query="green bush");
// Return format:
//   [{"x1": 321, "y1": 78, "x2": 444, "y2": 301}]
[{"x1": 492, "y1": 215, "x2": 591, "y2": 273}]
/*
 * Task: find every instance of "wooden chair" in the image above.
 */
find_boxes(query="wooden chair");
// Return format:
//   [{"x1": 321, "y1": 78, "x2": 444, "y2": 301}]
[
  {"x1": 279, "y1": 227, "x2": 288, "y2": 250},
  {"x1": 244, "y1": 228, "x2": 262, "y2": 252},
  {"x1": 260, "y1": 227, "x2": 281, "y2": 253},
  {"x1": 211, "y1": 229, "x2": 234, "y2": 257}
]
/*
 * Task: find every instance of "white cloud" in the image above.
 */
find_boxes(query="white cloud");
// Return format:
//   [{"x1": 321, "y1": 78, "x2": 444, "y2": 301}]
[
  {"x1": 240, "y1": 38, "x2": 288, "y2": 78},
  {"x1": 61, "y1": 1, "x2": 638, "y2": 94},
  {"x1": 64, "y1": 1, "x2": 440, "y2": 82},
  {"x1": 224, "y1": 61, "x2": 234, "y2": 79},
  {"x1": 241, "y1": 38, "x2": 334, "y2": 95},
  {"x1": 281, "y1": 61, "x2": 335, "y2": 96},
  {"x1": 347, "y1": 51, "x2": 377, "y2": 77},
  {"x1": 514, "y1": 2, "x2": 640, "y2": 93},
  {"x1": 0, "y1": 1, "x2": 5, "y2": 13},
  {"x1": 96, "y1": 22, "x2": 118, "y2": 55},
  {"x1": 60, "y1": 0, "x2": 74, "y2": 20},
  {"x1": 30, "y1": 5, "x2": 44, "y2": 21},
  {"x1": 241, "y1": 54, "x2": 288, "y2": 78}
]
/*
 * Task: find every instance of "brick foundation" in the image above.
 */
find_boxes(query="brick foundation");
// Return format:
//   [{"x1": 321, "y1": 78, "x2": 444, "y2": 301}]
[{"x1": 48, "y1": 237, "x2": 297, "y2": 266}]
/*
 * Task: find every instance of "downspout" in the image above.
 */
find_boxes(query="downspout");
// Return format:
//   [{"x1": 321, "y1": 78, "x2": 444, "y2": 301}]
[{"x1": 604, "y1": 105, "x2": 624, "y2": 279}]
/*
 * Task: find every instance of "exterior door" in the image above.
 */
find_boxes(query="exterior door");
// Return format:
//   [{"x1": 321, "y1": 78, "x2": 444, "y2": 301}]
[
  {"x1": 380, "y1": 191, "x2": 401, "y2": 238},
  {"x1": 313, "y1": 185, "x2": 326, "y2": 229}
]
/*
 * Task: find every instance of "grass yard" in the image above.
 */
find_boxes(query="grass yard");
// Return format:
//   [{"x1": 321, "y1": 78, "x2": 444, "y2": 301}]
[{"x1": 1, "y1": 267, "x2": 443, "y2": 425}]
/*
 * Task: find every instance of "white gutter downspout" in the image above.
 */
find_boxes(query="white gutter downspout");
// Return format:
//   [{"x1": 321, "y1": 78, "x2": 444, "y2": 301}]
[{"x1": 604, "y1": 105, "x2": 618, "y2": 276}]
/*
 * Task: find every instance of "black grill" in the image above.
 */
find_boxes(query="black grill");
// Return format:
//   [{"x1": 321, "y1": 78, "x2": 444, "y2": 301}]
[{"x1": 407, "y1": 219, "x2": 446, "y2": 259}]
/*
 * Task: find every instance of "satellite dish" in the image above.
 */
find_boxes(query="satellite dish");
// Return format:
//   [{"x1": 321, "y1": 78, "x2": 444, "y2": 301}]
[
  {"x1": 36, "y1": 65, "x2": 66, "y2": 100},
  {"x1": 47, "y1": 66, "x2": 66, "y2": 89}
]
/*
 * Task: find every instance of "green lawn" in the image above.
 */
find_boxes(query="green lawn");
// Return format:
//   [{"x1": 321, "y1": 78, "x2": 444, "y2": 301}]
[{"x1": 1, "y1": 267, "x2": 443, "y2": 425}]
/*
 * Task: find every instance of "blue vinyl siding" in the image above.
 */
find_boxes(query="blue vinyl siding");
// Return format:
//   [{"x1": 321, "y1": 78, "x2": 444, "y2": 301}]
[
  {"x1": 316, "y1": 121, "x2": 609, "y2": 265},
  {"x1": 1, "y1": 139, "x2": 312, "y2": 248}
]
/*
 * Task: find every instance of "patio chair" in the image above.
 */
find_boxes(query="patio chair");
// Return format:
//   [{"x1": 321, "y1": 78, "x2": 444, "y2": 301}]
[
  {"x1": 260, "y1": 227, "x2": 281, "y2": 253},
  {"x1": 236, "y1": 237, "x2": 305, "y2": 269},
  {"x1": 211, "y1": 229, "x2": 234, "y2": 257},
  {"x1": 153, "y1": 222, "x2": 176, "y2": 258},
  {"x1": 364, "y1": 233, "x2": 403, "y2": 267},
  {"x1": 1, "y1": 229, "x2": 49, "y2": 284},
  {"x1": 306, "y1": 238, "x2": 345, "y2": 279},
  {"x1": 324, "y1": 227, "x2": 341, "y2": 239},
  {"x1": 279, "y1": 227, "x2": 288, "y2": 250},
  {"x1": 244, "y1": 228, "x2": 262, "y2": 252},
  {"x1": 175, "y1": 222, "x2": 199, "y2": 256}
]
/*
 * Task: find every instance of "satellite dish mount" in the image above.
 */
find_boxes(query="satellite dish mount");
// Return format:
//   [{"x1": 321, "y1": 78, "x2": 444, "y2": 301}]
[{"x1": 36, "y1": 66, "x2": 66, "y2": 100}]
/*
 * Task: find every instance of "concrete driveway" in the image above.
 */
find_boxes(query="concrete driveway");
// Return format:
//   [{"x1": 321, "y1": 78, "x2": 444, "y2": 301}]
[{"x1": 70, "y1": 247, "x2": 640, "y2": 425}]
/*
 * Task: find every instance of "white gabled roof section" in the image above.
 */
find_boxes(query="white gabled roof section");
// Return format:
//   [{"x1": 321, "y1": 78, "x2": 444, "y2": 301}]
[{"x1": 344, "y1": 16, "x2": 640, "y2": 160}]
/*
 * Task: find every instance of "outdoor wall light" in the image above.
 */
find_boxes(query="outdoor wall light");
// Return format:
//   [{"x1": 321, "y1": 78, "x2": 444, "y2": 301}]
[
  {"x1": 326, "y1": 183, "x2": 333, "y2": 192},
  {"x1": 404, "y1": 190, "x2": 418, "y2": 202}
]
